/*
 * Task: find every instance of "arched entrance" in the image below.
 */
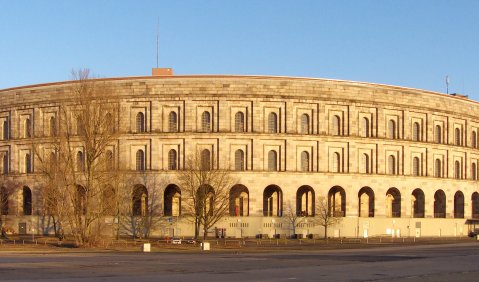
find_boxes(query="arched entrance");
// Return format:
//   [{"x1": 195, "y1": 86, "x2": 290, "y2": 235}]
[
  {"x1": 296, "y1": 185, "x2": 315, "y2": 216},
  {"x1": 328, "y1": 186, "x2": 346, "y2": 217},
  {"x1": 132, "y1": 185, "x2": 148, "y2": 216},
  {"x1": 263, "y1": 185, "x2": 282, "y2": 216},
  {"x1": 454, "y1": 191, "x2": 464, "y2": 218},
  {"x1": 411, "y1": 189, "x2": 425, "y2": 218},
  {"x1": 197, "y1": 184, "x2": 214, "y2": 216},
  {"x1": 358, "y1": 187, "x2": 374, "y2": 217},
  {"x1": 386, "y1": 188, "x2": 401, "y2": 217},
  {"x1": 164, "y1": 184, "x2": 181, "y2": 216},
  {"x1": 229, "y1": 184, "x2": 249, "y2": 216},
  {"x1": 472, "y1": 192, "x2": 479, "y2": 218},
  {"x1": 434, "y1": 190, "x2": 446, "y2": 218},
  {"x1": 102, "y1": 185, "x2": 116, "y2": 215}
]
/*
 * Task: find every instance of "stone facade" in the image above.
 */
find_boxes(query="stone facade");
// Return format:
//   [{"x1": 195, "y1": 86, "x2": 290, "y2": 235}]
[{"x1": 1, "y1": 75, "x2": 479, "y2": 238}]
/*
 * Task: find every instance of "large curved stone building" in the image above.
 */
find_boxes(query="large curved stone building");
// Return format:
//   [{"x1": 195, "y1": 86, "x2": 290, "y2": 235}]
[{"x1": 1, "y1": 70, "x2": 479, "y2": 238}]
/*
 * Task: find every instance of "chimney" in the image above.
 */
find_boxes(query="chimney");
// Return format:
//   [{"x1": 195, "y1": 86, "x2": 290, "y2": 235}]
[{"x1": 152, "y1": 68, "x2": 174, "y2": 76}]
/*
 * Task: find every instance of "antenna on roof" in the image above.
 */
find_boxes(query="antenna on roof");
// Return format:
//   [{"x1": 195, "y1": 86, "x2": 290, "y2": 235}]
[
  {"x1": 445, "y1": 75, "x2": 450, "y2": 94},
  {"x1": 156, "y1": 17, "x2": 159, "y2": 68},
  {"x1": 151, "y1": 17, "x2": 174, "y2": 77}
]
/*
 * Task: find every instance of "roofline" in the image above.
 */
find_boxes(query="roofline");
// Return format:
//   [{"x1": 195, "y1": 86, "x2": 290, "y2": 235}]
[{"x1": 0, "y1": 74, "x2": 462, "y2": 101}]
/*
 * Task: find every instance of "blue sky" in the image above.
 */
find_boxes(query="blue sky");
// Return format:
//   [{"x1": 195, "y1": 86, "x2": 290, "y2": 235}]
[{"x1": 1, "y1": 0, "x2": 478, "y2": 100}]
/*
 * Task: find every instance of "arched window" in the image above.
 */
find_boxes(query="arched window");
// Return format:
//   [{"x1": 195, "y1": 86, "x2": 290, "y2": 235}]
[
  {"x1": 24, "y1": 118, "x2": 31, "y2": 138},
  {"x1": 435, "y1": 125, "x2": 442, "y2": 143},
  {"x1": 49, "y1": 116, "x2": 57, "y2": 136},
  {"x1": 268, "y1": 112, "x2": 278, "y2": 133},
  {"x1": 2, "y1": 120, "x2": 8, "y2": 140},
  {"x1": 300, "y1": 151, "x2": 310, "y2": 172},
  {"x1": 332, "y1": 152, "x2": 341, "y2": 173},
  {"x1": 361, "y1": 153, "x2": 370, "y2": 174},
  {"x1": 435, "y1": 159, "x2": 442, "y2": 178},
  {"x1": 168, "y1": 149, "x2": 177, "y2": 170},
  {"x1": 136, "y1": 149, "x2": 145, "y2": 171},
  {"x1": 235, "y1": 149, "x2": 245, "y2": 171},
  {"x1": 300, "y1": 114, "x2": 310, "y2": 134},
  {"x1": 388, "y1": 155, "x2": 396, "y2": 175},
  {"x1": 332, "y1": 115, "x2": 341, "y2": 136},
  {"x1": 234, "y1": 112, "x2": 245, "y2": 133},
  {"x1": 361, "y1": 117, "x2": 370, "y2": 137},
  {"x1": 168, "y1": 111, "x2": 178, "y2": 132},
  {"x1": 412, "y1": 122, "x2": 420, "y2": 141},
  {"x1": 201, "y1": 149, "x2": 211, "y2": 170},
  {"x1": 23, "y1": 186, "x2": 32, "y2": 215},
  {"x1": 105, "y1": 150, "x2": 114, "y2": 171},
  {"x1": 455, "y1": 128, "x2": 461, "y2": 146},
  {"x1": 76, "y1": 151, "x2": 84, "y2": 172},
  {"x1": 25, "y1": 153, "x2": 32, "y2": 173},
  {"x1": 76, "y1": 185, "x2": 87, "y2": 215},
  {"x1": 201, "y1": 111, "x2": 211, "y2": 132},
  {"x1": 388, "y1": 119, "x2": 396, "y2": 139},
  {"x1": 472, "y1": 163, "x2": 477, "y2": 180},
  {"x1": 454, "y1": 160, "x2": 461, "y2": 179},
  {"x1": 105, "y1": 113, "x2": 114, "y2": 133},
  {"x1": 2, "y1": 153, "x2": 8, "y2": 175},
  {"x1": 473, "y1": 131, "x2": 477, "y2": 148},
  {"x1": 136, "y1": 112, "x2": 145, "y2": 133},
  {"x1": 268, "y1": 150, "x2": 277, "y2": 171},
  {"x1": 0, "y1": 186, "x2": 8, "y2": 215},
  {"x1": 76, "y1": 115, "x2": 84, "y2": 135},
  {"x1": 412, "y1": 157, "x2": 420, "y2": 176}
]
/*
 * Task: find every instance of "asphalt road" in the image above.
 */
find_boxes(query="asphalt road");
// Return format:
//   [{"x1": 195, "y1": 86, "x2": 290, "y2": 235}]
[{"x1": 0, "y1": 242, "x2": 478, "y2": 281}]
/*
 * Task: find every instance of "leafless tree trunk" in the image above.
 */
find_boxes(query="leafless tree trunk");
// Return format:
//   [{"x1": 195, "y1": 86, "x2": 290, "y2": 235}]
[
  {"x1": 313, "y1": 196, "x2": 342, "y2": 239},
  {"x1": 282, "y1": 201, "x2": 306, "y2": 237},
  {"x1": 177, "y1": 154, "x2": 235, "y2": 240}
]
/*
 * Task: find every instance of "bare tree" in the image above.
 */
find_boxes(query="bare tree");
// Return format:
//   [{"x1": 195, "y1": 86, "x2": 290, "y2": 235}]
[
  {"x1": 282, "y1": 200, "x2": 306, "y2": 237},
  {"x1": 313, "y1": 196, "x2": 342, "y2": 239},
  {"x1": 177, "y1": 154, "x2": 235, "y2": 239},
  {"x1": 34, "y1": 151, "x2": 70, "y2": 237},
  {"x1": 34, "y1": 69, "x2": 119, "y2": 246}
]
